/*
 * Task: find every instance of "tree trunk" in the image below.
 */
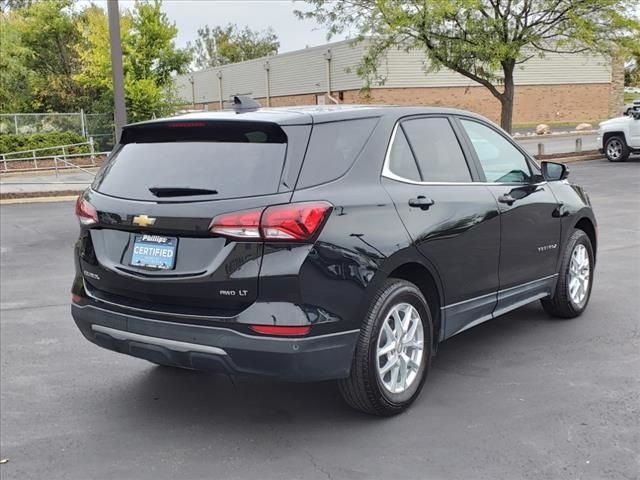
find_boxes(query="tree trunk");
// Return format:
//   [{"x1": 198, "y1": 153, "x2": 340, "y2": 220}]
[
  {"x1": 499, "y1": 61, "x2": 515, "y2": 133},
  {"x1": 499, "y1": 94, "x2": 514, "y2": 133}
]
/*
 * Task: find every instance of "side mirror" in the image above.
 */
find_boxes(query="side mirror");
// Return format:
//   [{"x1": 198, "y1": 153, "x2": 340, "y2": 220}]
[
  {"x1": 633, "y1": 110, "x2": 640, "y2": 120},
  {"x1": 541, "y1": 161, "x2": 569, "y2": 181}
]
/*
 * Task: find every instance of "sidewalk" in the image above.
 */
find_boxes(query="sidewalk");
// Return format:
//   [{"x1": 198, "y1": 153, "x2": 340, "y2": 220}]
[
  {"x1": 515, "y1": 131, "x2": 598, "y2": 155},
  {"x1": 0, "y1": 170, "x2": 93, "y2": 198}
]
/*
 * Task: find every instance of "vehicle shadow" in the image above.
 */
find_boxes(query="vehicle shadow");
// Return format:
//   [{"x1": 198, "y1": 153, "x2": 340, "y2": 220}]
[{"x1": 106, "y1": 302, "x2": 557, "y2": 428}]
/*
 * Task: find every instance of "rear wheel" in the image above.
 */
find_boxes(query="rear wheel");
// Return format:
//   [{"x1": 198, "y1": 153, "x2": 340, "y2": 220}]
[
  {"x1": 604, "y1": 135, "x2": 630, "y2": 162},
  {"x1": 541, "y1": 229, "x2": 594, "y2": 318},
  {"x1": 339, "y1": 279, "x2": 432, "y2": 416}
]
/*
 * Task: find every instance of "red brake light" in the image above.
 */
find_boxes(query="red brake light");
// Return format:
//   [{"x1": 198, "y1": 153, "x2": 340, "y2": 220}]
[
  {"x1": 209, "y1": 209, "x2": 262, "y2": 239},
  {"x1": 75, "y1": 196, "x2": 98, "y2": 226},
  {"x1": 209, "y1": 201, "x2": 332, "y2": 242},
  {"x1": 261, "y1": 201, "x2": 332, "y2": 241},
  {"x1": 250, "y1": 325, "x2": 311, "y2": 336},
  {"x1": 167, "y1": 122, "x2": 206, "y2": 128}
]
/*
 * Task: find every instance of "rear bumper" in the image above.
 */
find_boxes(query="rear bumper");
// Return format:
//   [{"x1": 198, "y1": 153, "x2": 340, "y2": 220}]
[{"x1": 72, "y1": 303, "x2": 358, "y2": 382}]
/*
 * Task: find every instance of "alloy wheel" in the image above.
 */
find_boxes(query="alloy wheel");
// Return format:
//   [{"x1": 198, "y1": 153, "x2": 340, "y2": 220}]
[
  {"x1": 376, "y1": 302, "x2": 424, "y2": 394},
  {"x1": 606, "y1": 139, "x2": 623, "y2": 160},
  {"x1": 568, "y1": 244, "x2": 590, "y2": 306}
]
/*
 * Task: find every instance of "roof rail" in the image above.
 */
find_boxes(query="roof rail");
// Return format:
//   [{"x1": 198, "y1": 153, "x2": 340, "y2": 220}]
[{"x1": 232, "y1": 95, "x2": 261, "y2": 112}]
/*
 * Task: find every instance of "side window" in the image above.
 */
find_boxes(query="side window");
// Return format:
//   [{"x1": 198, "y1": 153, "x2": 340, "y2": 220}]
[
  {"x1": 297, "y1": 118, "x2": 379, "y2": 188},
  {"x1": 387, "y1": 127, "x2": 421, "y2": 181},
  {"x1": 460, "y1": 119, "x2": 532, "y2": 183},
  {"x1": 401, "y1": 118, "x2": 472, "y2": 182}
]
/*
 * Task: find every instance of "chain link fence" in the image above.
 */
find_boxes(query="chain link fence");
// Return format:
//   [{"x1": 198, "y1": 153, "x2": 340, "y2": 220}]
[{"x1": 0, "y1": 112, "x2": 115, "y2": 151}]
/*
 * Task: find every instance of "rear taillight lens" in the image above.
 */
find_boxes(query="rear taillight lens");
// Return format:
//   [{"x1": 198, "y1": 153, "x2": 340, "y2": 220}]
[
  {"x1": 209, "y1": 201, "x2": 332, "y2": 242},
  {"x1": 209, "y1": 209, "x2": 262, "y2": 239},
  {"x1": 75, "y1": 196, "x2": 98, "y2": 226},
  {"x1": 261, "y1": 202, "x2": 332, "y2": 241}
]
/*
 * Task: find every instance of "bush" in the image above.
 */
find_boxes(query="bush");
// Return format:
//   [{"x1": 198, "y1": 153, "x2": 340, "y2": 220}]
[{"x1": 0, "y1": 131, "x2": 89, "y2": 157}]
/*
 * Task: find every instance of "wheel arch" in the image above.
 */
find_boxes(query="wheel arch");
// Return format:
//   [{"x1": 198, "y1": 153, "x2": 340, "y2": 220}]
[
  {"x1": 386, "y1": 261, "x2": 443, "y2": 348},
  {"x1": 574, "y1": 217, "x2": 597, "y2": 262},
  {"x1": 602, "y1": 131, "x2": 626, "y2": 146}
]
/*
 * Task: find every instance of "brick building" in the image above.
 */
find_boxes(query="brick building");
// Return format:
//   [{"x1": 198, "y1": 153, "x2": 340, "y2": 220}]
[{"x1": 174, "y1": 39, "x2": 624, "y2": 124}]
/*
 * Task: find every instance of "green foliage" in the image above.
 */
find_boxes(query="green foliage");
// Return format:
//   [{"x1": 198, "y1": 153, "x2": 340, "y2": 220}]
[
  {"x1": 624, "y1": 39, "x2": 640, "y2": 86},
  {"x1": 16, "y1": 0, "x2": 88, "y2": 112},
  {"x1": 0, "y1": 11, "x2": 33, "y2": 112},
  {"x1": 2, "y1": 0, "x2": 191, "y2": 123},
  {"x1": 0, "y1": 131, "x2": 87, "y2": 156},
  {"x1": 189, "y1": 23, "x2": 279, "y2": 69},
  {"x1": 297, "y1": 0, "x2": 640, "y2": 131},
  {"x1": 74, "y1": 0, "x2": 190, "y2": 122}
]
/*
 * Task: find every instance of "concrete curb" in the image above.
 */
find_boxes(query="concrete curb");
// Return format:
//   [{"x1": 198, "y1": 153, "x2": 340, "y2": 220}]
[
  {"x1": 514, "y1": 131, "x2": 598, "y2": 140},
  {"x1": 1, "y1": 195, "x2": 79, "y2": 205}
]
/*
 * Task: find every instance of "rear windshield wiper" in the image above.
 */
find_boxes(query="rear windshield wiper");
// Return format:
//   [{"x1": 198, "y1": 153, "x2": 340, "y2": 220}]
[{"x1": 149, "y1": 187, "x2": 218, "y2": 197}]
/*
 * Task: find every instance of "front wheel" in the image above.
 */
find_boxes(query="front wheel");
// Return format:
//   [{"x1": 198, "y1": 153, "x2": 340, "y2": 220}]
[
  {"x1": 338, "y1": 279, "x2": 432, "y2": 416},
  {"x1": 541, "y1": 229, "x2": 594, "y2": 318},
  {"x1": 604, "y1": 135, "x2": 630, "y2": 162}
]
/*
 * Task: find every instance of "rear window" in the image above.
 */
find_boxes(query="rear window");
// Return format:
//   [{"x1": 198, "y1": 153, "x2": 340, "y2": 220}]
[{"x1": 93, "y1": 121, "x2": 288, "y2": 201}]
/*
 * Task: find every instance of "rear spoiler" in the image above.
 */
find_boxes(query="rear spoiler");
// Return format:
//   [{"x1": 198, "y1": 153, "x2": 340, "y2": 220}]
[{"x1": 120, "y1": 120, "x2": 287, "y2": 144}]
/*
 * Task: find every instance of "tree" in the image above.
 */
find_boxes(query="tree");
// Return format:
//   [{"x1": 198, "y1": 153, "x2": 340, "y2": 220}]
[
  {"x1": 0, "y1": 10, "x2": 33, "y2": 111},
  {"x1": 297, "y1": 0, "x2": 640, "y2": 132},
  {"x1": 625, "y1": 40, "x2": 640, "y2": 86},
  {"x1": 15, "y1": 0, "x2": 87, "y2": 112},
  {"x1": 75, "y1": 0, "x2": 191, "y2": 121},
  {"x1": 0, "y1": 0, "x2": 35, "y2": 12},
  {"x1": 189, "y1": 23, "x2": 279, "y2": 69}
]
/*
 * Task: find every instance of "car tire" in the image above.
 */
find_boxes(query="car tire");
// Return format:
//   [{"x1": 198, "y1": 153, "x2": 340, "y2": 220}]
[
  {"x1": 338, "y1": 278, "x2": 432, "y2": 416},
  {"x1": 541, "y1": 229, "x2": 594, "y2": 319},
  {"x1": 604, "y1": 135, "x2": 630, "y2": 162}
]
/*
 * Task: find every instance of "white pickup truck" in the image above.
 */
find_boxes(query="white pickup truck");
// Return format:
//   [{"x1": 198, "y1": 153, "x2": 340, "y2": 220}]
[{"x1": 597, "y1": 110, "x2": 640, "y2": 162}]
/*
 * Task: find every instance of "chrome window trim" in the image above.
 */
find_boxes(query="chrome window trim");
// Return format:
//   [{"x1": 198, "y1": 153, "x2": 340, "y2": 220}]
[{"x1": 382, "y1": 119, "x2": 547, "y2": 187}]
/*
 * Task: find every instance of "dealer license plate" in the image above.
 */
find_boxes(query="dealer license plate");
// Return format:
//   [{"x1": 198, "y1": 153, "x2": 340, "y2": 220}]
[{"x1": 130, "y1": 234, "x2": 177, "y2": 270}]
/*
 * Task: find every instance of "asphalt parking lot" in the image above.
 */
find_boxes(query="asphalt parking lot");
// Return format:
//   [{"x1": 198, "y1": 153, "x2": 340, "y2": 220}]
[{"x1": 1, "y1": 157, "x2": 639, "y2": 480}]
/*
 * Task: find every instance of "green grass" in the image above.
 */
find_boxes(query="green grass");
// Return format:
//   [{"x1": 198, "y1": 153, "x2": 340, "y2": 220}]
[{"x1": 624, "y1": 92, "x2": 640, "y2": 103}]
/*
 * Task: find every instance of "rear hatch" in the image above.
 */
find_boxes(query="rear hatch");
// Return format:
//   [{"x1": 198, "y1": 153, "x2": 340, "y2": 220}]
[{"x1": 79, "y1": 119, "x2": 308, "y2": 318}]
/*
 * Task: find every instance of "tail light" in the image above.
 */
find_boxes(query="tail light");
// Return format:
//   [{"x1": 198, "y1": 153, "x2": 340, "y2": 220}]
[
  {"x1": 261, "y1": 202, "x2": 331, "y2": 240},
  {"x1": 209, "y1": 209, "x2": 261, "y2": 239},
  {"x1": 209, "y1": 201, "x2": 332, "y2": 242},
  {"x1": 75, "y1": 196, "x2": 98, "y2": 226}
]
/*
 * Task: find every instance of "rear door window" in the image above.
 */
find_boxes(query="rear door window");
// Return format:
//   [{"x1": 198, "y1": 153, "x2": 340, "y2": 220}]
[
  {"x1": 296, "y1": 118, "x2": 379, "y2": 188},
  {"x1": 401, "y1": 117, "x2": 472, "y2": 183},
  {"x1": 387, "y1": 128, "x2": 421, "y2": 182},
  {"x1": 93, "y1": 121, "x2": 288, "y2": 201}
]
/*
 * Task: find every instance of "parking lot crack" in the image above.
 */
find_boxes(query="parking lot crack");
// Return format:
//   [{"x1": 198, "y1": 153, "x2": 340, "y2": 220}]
[{"x1": 306, "y1": 451, "x2": 332, "y2": 480}]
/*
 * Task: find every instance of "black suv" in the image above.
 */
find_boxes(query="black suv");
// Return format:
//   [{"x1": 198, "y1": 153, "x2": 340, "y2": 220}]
[{"x1": 72, "y1": 104, "x2": 597, "y2": 416}]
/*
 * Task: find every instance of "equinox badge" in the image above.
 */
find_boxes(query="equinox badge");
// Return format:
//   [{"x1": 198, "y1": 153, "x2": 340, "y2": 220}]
[{"x1": 132, "y1": 215, "x2": 156, "y2": 227}]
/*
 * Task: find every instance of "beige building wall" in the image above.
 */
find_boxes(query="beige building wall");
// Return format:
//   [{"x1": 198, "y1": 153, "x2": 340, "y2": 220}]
[
  {"x1": 180, "y1": 38, "x2": 619, "y2": 124},
  {"x1": 200, "y1": 83, "x2": 610, "y2": 124}
]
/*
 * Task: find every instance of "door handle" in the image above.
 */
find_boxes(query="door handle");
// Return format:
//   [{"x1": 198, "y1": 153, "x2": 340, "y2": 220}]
[
  {"x1": 408, "y1": 196, "x2": 435, "y2": 210},
  {"x1": 498, "y1": 193, "x2": 516, "y2": 206}
]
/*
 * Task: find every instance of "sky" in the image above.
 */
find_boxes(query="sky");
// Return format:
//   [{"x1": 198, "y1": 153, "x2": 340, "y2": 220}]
[{"x1": 89, "y1": 0, "x2": 347, "y2": 53}]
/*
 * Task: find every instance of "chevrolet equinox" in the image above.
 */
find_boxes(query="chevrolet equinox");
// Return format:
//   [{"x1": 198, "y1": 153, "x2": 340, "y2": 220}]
[{"x1": 71, "y1": 102, "x2": 597, "y2": 416}]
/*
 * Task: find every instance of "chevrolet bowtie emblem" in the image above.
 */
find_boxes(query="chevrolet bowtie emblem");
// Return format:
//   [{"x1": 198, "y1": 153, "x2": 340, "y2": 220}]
[{"x1": 132, "y1": 215, "x2": 156, "y2": 227}]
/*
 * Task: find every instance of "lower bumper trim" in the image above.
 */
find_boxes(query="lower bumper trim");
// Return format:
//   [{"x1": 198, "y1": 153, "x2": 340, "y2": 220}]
[
  {"x1": 72, "y1": 303, "x2": 359, "y2": 381},
  {"x1": 91, "y1": 324, "x2": 227, "y2": 356}
]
